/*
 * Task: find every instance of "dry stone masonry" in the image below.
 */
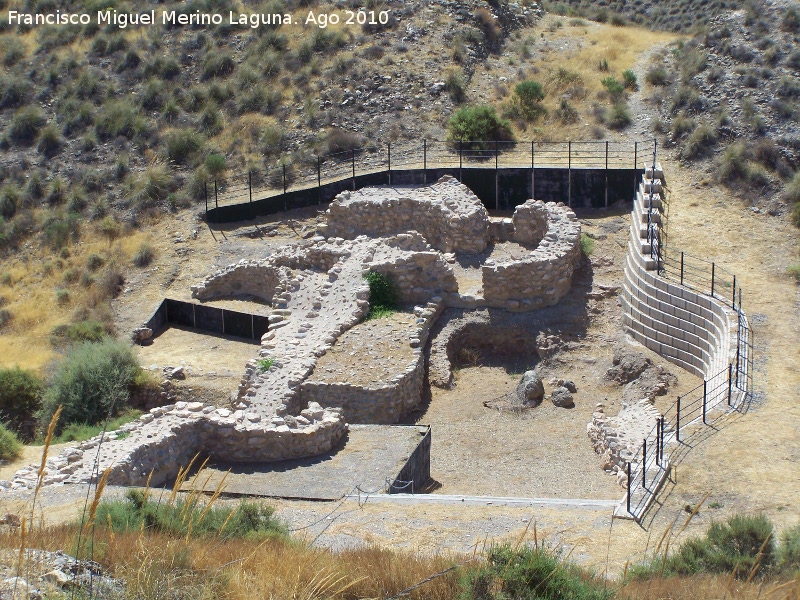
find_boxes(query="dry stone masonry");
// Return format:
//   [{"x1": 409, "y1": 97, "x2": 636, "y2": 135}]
[{"x1": 2, "y1": 177, "x2": 585, "y2": 492}]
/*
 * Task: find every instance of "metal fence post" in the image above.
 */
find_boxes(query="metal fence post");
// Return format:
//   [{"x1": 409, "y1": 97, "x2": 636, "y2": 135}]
[
  {"x1": 626, "y1": 462, "x2": 632, "y2": 514},
  {"x1": 702, "y1": 379, "x2": 707, "y2": 425},
  {"x1": 676, "y1": 396, "x2": 681, "y2": 442},
  {"x1": 680, "y1": 252, "x2": 684, "y2": 286},
  {"x1": 642, "y1": 439, "x2": 647, "y2": 488},
  {"x1": 605, "y1": 140, "x2": 609, "y2": 208},
  {"x1": 459, "y1": 140, "x2": 463, "y2": 182},
  {"x1": 351, "y1": 149, "x2": 356, "y2": 190},
  {"x1": 732, "y1": 274, "x2": 736, "y2": 309},
  {"x1": 656, "y1": 418, "x2": 662, "y2": 467},
  {"x1": 711, "y1": 262, "x2": 715, "y2": 298},
  {"x1": 423, "y1": 139, "x2": 427, "y2": 184},
  {"x1": 567, "y1": 140, "x2": 572, "y2": 207},
  {"x1": 282, "y1": 163, "x2": 287, "y2": 195},
  {"x1": 204, "y1": 181, "x2": 208, "y2": 213},
  {"x1": 248, "y1": 171, "x2": 252, "y2": 203},
  {"x1": 495, "y1": 141, "x2": 499, "y2": 210},
  {"x1": 317, "y1": 155, "x2": 322, "y2": 204},
  {"x1": 388, "y1": 142, "x2": 391, "y2": 185},
  {"x1": 531, "y1": 140, "x2": 535, "y2": 200},
  {"x1": 728, "y1": 363, "x2": 733, "y2": 406},
  {"x1": 214, "y1": 179, "x2": 218, "y2": 209}
]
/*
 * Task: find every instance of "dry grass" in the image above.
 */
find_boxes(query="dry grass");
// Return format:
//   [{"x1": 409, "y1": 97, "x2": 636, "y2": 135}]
[
  {"x1": 0, "y1": 219, "x2": 149, "y2": 371},
  {"x1": 509, "y1": 20, "x2": 681, "y2": 138},
  {"x1": 620, "y1": 574, "x2": 800, "y2": 599}
]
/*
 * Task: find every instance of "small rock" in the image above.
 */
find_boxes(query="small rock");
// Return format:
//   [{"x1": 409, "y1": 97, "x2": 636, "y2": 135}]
[
  {"x1": 515, "y1": 370, "x2": 545, "y2": 407},
  {"x1": 551, "y1": 386, "x2": 574, "y2": 408}
]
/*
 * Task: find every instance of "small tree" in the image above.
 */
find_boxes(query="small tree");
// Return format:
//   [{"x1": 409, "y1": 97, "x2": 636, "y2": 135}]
[
  {"x1": 0, "y1": 367, "x2": 42, "y2": 441},
  {"x1": 514, "y1": 80, "x2": 546, "y2": 120},
  {"x1": 447, "y1": 105, "x2": 514, "y2": 149},
  {"x1": 40, "y1": 338, "x2": 141, "y2": 434}
]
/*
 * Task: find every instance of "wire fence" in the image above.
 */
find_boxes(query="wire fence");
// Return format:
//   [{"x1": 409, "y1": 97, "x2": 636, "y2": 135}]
[
  {"x1": 204, "y1": 139, "x2": 656, "y2": 210},
  {"x1": 623, "y1": 163, "x2": 754, "y2": 522}
]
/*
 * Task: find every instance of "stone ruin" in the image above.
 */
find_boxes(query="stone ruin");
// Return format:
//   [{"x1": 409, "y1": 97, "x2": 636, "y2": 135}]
[{"x1": 1, "y1": 176, "x2": 582, "y2": 492}]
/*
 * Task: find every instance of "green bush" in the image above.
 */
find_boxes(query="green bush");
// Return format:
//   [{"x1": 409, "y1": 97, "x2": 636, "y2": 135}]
[
  {"x1": 580, "y1": 233, "x2": 595, "y2": 256},
  {"x1": 514, "y1": 80, "x2": 546, "y2": 121},
  {"x1": 0, "y1": 367, "x2": 42, "y2": 441},
  {"x1": 0, "y1": 423, "x2": 21, "y2": 461},
  {"x1": 0, "y1": 184, "x2": 20, "y2": 219},
  {"x1": 555, "y1": 98, "x2": 579, "y2": 124},
  {"x1": 364, "y1": 271, "x2": 399, "y2": 319},
  {"x1": 645, "y1": 66, "x2": 669, "y2": 86},
  {"x1": 42, "y1": 214, "x2": 80, "y2": 250},
  {"x1": 606, "y1": 103, "x2": 632, "y2": 130},
  {"x1": 717, "y1": 142, "x2": 751, "y2": 184},
  {"x1": 205, "y1": 153, "x2": 226, "y2": 177},
  {"x1": 94, "y1": 490, "x2": 286, "y2": 540},
  {"x1": 50, "y1": 320, "x2": 111, "y2": 348},
  {"x1": 680, "y1": 125, "x2": 718, "y2": 160},
  {"x1": 133, "y1": 243, "x2": 155, "y2": 267},
  {"x1": 9, "y1": 107, "x2": 47, "y2": 145},
  {"x1": 780, "y1": 523, "x2": 800, "y2": 570},
  {"x1": 37, "y1": 123, "x2": 64, "y2": 158},
  {"x1": 164, "y1": 129, "x2": 205, "y2": 165},
  {"x1": 95, "y1": 100, "x2": 143, "y2": 140},
  {"x1": 447, "y1": 105, "x2": 514, "y2": 147},
  {"x1": 50, "y1": 409, "x2": 142, "y2": 444},
  {"x1": 622, "y1": 69, "x2": 639, "y2": 91},
  {"x1": 460, "y1": 544, "x2": 612, "y2": 600},
  {"x1": 601, "y1": 76, "x2": 625, "y2": 101},
  {"x1": 201, "y1": 52, "x2": 236, "y2": 80},
  {"x1": 126, "y1": 163, "x2": 178, "y2": 208},
  {"x1": 0, "y1": 75, "x2": 32, "y2": 109},
  {"x1": 630, "y1": 513, "x2": 776, "y2": 581},
  {"x1": 40, "y1": 338, "x2": 141, "y2": 434}
]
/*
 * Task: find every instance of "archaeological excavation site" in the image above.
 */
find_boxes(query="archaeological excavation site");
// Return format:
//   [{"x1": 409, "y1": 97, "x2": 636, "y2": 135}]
[{"x1": 2, "y1": 146, "x2": 753, "y2": 522}]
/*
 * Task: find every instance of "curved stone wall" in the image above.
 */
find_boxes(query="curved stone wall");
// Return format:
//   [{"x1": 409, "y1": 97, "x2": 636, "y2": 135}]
[{"x1": 481, "y1": 201, "x2": 581, "y2": 310}]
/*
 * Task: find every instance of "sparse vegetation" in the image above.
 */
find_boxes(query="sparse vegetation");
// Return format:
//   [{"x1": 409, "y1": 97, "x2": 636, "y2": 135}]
[
  {"x1": 0, "y1": 366, "x2": 42, "y2": 441},
  {"x1": 0, "y1": 422, "x2": 21, "y2": 461},
  {"x1": 580, "y1": 233, "x2": 595, "y2": 255},
  {"x1": 364, "y1": 271, "x2": 399, "y2": 319},
  {"x1": 257, "y1": 357, "x2": 275, "y2": 372},
  {"x1": 447, "y1": 105, "x2": 514, "y2": 146}
]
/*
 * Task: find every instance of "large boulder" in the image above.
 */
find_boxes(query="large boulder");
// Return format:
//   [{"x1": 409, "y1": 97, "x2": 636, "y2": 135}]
[
  {"x1": 551, "y1": 386, "x2": 574, "y2": 408},
  {"x1": 516, "y1": 370, "x2": 545, "y2": 406}
]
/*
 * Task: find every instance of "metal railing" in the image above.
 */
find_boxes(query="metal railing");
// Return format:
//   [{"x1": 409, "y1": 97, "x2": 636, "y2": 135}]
[
  {"x1": 203, "y1": 138, "x2": 656, "y2": 210},
  {"x1": 624, "y1": 158, "x2": 754, "y2": 522}
]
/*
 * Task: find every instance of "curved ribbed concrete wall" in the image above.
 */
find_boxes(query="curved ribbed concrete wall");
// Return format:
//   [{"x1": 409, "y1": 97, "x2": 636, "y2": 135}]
[{"x1": 621, "y1": 169, "x2": 738, "y2": 386}]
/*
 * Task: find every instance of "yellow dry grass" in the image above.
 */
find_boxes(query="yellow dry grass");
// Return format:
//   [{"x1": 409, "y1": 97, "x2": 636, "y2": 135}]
[
  {"x1": 0, "y1": 218, "x2": 149, "y2": 372},
  {"x1": 509, "y1": 18, "x2": 682, "y2": 139}
]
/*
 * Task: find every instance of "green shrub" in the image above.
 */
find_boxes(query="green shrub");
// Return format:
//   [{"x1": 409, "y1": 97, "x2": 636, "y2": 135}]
[
  {"x1": 514, "y1": 80, "x2": 546, "y2": 121},
  {"x1": 460, "y1": 544, "x2": 612, "y2": 600},
  {"x1": 202, "y1": 52, "x2": 236, "y2": 80},
  {"x1": 37, "y1": 123, "x2": 64, "y2": 158},
  {"x1": 780, "y1": 523, "x2": 800, "y2": 570},
  {"x1": 630, "y1": 513, "x2": 776, "y2": 580},
  {"x1": 0, "y1": 367, "x2": 42, "y2": 441},
  {"x1": 717, "y1": 142, "x2": 751, "y2": 184},
  {"x1": 257, "y1": 357, "x2": 275, "y2": 372},
  {"x1": 42, "y1": 214, "x2": 80, "y2": 250},
  {"x1": 447, "y1": 105, "x2": 514, "y2": 147},
  {"x1": 0, "y1": 423, "x2": 21, "y2": 461},
  {"x1": 580, "y1": 233, "x2": 595, "y2": 256},
  {"x1": 783, "y1": 172, "x2": 800, "y2": 205},
  {"x1": 445, "y1": 69, "x2": 467, "y2": 103},
  {"x1": 606, "y1": 103, "x2": 632, "y2": 130},
  {"x1": 555, "y1": 98, "x2": 579, "y2": 124},
  {"x1": 680, "y1": 125, "x2": 718, "y2": 160},
  {"x1": 0, "y1": 75, "x2": 32, "y2": 109},
  {"x1": 199, "y1": 107, "x2": 224, "y2": 136},
  {"x1": 50, "y1": 320, "x2": 111, "y2": 348},
  {"x1": 9, "y1": 107, "x2": 47, "y2": 145},
  {"x1": 164, "y1": 128, "x2": 205, "y2": 165},
  {"x1": 95, "y1": 100, "x2": 143, "y2": 140},
  {"x1": 645, "y1": 66, "x2": 669, "y2": 86},
  {"x1": 622, "y1": 69, "x2": 639, "y2": 90},
  {"x1": 126, "y1": 163, "x2": 178, "y2": 208},
  {"x1": 783, "y1": 8, "x2": 800, "y2": 32},
  {"x1": 671, "y1": 85, "x2": 704, "y2": 114},
  {"x1": 132, "y1": 243, "x2": 155, "y2": 267},
  {"x1": 1, "y1": 38, "x2": 25, "y2": 67},
  {"x1": 364, "y1": 271, "x2": 398, "y2": 319},
  {"x1": 205, "y1": 153, "x2": 226, "y2": 177},
  {"x1": 601, "y1": 76, "x2": 625, "y2": 101},
  {"x1": 0, "y1": 184, "x2": 20, "y2": 219},
  {"x1": 40, "y1": 338, "x2": 141, "y2": 434},
  {"x1": 95, "y1": 490, "x2": 286, "y2": 540}
]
